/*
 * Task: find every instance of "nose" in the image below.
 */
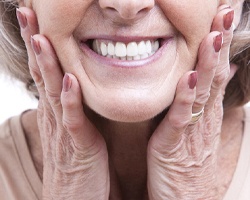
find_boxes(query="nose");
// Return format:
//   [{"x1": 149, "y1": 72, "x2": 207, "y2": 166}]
[{"x1": 99, "y1": 0, "x2": 154, "y2": 20}]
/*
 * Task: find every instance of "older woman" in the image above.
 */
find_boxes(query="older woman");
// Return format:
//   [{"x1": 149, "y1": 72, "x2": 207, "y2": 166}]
[{"x1": 0, "y1": 0, "x2": 250, "y2": 199}]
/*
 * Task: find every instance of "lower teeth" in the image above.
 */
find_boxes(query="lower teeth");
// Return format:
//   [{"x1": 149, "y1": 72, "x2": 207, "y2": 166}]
[{"x1": 104, "y1": 52, "x2": 156, "y2": 60}]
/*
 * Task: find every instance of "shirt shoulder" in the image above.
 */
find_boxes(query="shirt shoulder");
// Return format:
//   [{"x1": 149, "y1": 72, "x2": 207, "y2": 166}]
[{"x1": 0, "y1": 115, "x2": 42, "y2": 200}]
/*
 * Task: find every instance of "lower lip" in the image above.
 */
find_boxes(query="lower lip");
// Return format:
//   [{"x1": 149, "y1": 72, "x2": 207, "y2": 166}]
[{"x1": 80, "y1": 38, "x2": 174, "y2": 68}]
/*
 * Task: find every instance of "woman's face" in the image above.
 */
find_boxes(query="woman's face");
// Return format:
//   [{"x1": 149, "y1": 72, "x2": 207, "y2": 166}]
[{"x1": 29, "y1": 0, "x2": 220, "y2": 122}]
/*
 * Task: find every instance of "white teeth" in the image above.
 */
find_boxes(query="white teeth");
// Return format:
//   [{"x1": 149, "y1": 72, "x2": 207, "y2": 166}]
[
  {"x1": 127, "y1": 56, "x2": 133, "y2": 60},
  {"x1": 101, "y1": 42, "x2": 108, "y2": 56},
  {"x1": 92, "y1": 39, "x2": 160, "y2": 60},
  {"x1": 141, "y1": 53, "x2": 149, "y2": 59},
  {"x1": 133, "y1": 55, "x2": 141, "y2": 60},
  {"x1": 127, "y1": 42, "x2": 138, "y2": 57},
  {"x1": 138, "y1": 41, "x2": 147, "y2": 55},
  {"x1": 107, "y1": 43, "x2": 115, "y2": 55},
  {"x1": 115, "y1": 42, "x2": 127, "y2": 57},
  {"x1": 145, "y1": 40, "x2": 152, "y2": 54},
  {"x1": 153, "y1": 40, "x2": 159, "y2": 52}
]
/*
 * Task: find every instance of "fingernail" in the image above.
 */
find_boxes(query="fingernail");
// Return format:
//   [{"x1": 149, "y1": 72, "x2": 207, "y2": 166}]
[
  {"x1": 213, "y1": 33, "x2": 223, "y2": 53},
  {"x1": 16, "y1": 8, "x2": 27, "y2": 29},
  {"x1": 223, "y1": 10, "x2": 234, "y2": 30},
  {"x1": 63, "y1": 73, "x2": 72, "y2": 92},
  {"x1": 31, "y1": 36, "x2": 41, "y2": 55},
  {"x1": 188, "y1": 71, "x2": 198, "y2": 89}
]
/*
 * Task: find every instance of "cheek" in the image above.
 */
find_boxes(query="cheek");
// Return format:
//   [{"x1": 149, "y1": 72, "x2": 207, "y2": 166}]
[
  {"x1": 33, "y1": 1, "x2": 92, "y2": 38},
  {"x1": 158, "y1": 0, "x2": 218, "y2": 46},
  {"x1": 32, "y1": 0, "x2": 94, "y2": 71}
]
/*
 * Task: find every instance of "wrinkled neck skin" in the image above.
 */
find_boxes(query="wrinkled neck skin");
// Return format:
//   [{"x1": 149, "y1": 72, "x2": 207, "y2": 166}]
[{"x1": 21, "y1": 106, "x2": 244, "y2": 199}]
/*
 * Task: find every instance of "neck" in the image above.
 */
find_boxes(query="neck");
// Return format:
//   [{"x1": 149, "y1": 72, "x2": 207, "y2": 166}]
[{"x1": 85, "y1": 107, "x2": 163, "y2": 199}]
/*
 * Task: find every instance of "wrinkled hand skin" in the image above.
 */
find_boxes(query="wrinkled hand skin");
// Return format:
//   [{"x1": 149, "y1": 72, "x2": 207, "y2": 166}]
[
  {"x1": 17, "y1": 4, "x2": 235, "y2": 200},
  {"x1": 17, "y1": 7, "x2": 110, "y2": 200},
  {"x1": 147, "y1": 5, "x2": 235, "y2": 200}
]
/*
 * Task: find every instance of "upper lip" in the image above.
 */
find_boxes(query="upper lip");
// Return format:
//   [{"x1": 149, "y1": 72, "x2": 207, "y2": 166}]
[{"x1": 80, "y1": 35, "x2": 171, "y2": 44}]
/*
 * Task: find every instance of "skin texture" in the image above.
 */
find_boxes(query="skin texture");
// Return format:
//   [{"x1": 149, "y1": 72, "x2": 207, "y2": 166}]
[
  {"x1": 23, "y1": 0, "x2": 219, "y2": 122},
  {"x1": 17, "y1": 0, "x2": 245, "y2": 199}
]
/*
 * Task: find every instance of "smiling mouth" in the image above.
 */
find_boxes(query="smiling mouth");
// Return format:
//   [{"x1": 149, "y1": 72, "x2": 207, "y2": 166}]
[{"x1": 85, "y1": 39, "x2": 162, "y2": 61}]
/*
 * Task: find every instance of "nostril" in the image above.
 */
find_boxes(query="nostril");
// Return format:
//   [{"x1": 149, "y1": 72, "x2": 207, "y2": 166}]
[
  {"x1": 99, "y1": 0, "x2": 154, "y2": 20},
  {"x1": 138, "y1": 7, "x2": 149, "y2": 15},
  {"x1": 106, "y1": 7, "x2": 117, "y2": 12}
]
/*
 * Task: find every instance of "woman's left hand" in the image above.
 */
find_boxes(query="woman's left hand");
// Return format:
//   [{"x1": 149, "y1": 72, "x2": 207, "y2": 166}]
[{"x1": 147, "y1": 6, "x2": 236, "y2": 200}]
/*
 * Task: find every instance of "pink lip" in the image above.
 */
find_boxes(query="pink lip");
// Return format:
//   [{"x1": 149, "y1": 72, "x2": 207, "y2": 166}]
[{"x1": 79, "y1": 37, "x2": 173, "y2": 68}]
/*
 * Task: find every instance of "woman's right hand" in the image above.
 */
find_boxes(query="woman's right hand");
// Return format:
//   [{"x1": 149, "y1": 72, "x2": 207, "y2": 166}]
[{"x1": 17, "y1": 7, "x2": 110, "y2": 200}]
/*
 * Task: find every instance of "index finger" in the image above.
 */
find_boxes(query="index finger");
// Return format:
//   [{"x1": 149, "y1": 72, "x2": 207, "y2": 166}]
[{"x1": 31, "y1": 34, "x2": 64, "y2": 115}]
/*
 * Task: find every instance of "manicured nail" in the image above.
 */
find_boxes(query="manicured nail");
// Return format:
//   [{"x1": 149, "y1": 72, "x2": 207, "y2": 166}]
[
  {"x1": 31, "y1": 36, "x2": 41, "y2": 55},
  {"x1": 16, "y1": 8, "x2": 27, "y2": 29},
  {"x1": 223, "y1": 10, "x2": 234, "y2": 30},
  {"x1": 188, "y1": 71, "x2": 198, "y2": 89},
  {"x1": 63, "y1": 73, "x2": 72, "y2": 92},
  {"x1": 213, "y1": 33, "x2": 223, "y2": 53}
]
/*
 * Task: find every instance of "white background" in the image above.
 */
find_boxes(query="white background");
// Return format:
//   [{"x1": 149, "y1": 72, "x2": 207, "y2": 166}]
[
  {"x1": 0, "y1": 74, "x2": 38, "y2": 124},
  {"x1": 0, "y1": 73, "x2": 249, "y2": 124}
]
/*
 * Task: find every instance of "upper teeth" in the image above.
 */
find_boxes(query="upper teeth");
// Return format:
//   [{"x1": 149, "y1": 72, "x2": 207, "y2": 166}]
[{"x1": 92, "y1": 40, "x2": 160, "y2": 60}]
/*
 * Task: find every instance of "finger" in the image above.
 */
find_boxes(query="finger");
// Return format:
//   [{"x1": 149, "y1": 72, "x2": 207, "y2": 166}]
[
  {"x1": 210, "y1": 7, "x2": 234, "y2": 101},
  {"x1": 31, "y1": 35, "x2": 64, "y2": 117},
  {"x1": 16, "y1": 8, "x2": 50, "y2": 146},
  {"x1": 16, "y1": 8, "x2": 43, "y2": 94},
  {"x1": 61, "y1": 73, "x2": 103, "y2": 150},
  {"x1": 221, "y1": 63, "x2": 238, "y2": 97},
  {"x1": 149, "y1": 71, "x2": 197, "y2": 153},
  {"x1": 192, "y1": 31, "x2": 222, "y2": 113}
]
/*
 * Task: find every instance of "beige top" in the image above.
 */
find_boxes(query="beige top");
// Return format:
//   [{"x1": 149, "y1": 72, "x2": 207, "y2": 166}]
[
  {"x1": 0, "y1": 115, "x2": 42, "y2": 200},
  {"x1": 0, "y1": 108, "x2": 250, "y2": 200}
]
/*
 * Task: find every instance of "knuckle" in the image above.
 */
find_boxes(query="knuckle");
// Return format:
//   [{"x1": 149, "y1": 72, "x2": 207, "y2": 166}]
[
  {"x1": 213, "y1": 67, "x2": 230, "y2": 88},
  {"x1": 181, "y1": 96, "x2": 194, "y2": 105},
  {"x1": 62, "y1": 94, "x2": 76, "y2": 109},
  {"x1": 195, "y1": 91, "x2": 210, "y2": 107},
  {"x1": 178, "y1": 93, "x2": 194, "y2": 106},
  {"x1": 45, "y1": 88, "x2": 61, "y2": 107},
  {"x1": 32, "y1": 74, "x2": 44, "y2": 89},
  {"x1": 40, "y1": 111, "x2": 56, "y2": 138},
  {"x1": 168, "y1": 114, "x2": 190, "y2": 130},
  {"x1": 63, "y1": 117, "x2": 82, "y2": 133},
  {"x1": 40, "y1": 59, "x2": 55, "y2": 74}
]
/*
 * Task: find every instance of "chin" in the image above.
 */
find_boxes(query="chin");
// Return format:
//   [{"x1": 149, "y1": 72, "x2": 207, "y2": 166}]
[{"x1": 85, "y1": 93, "x2": 173, "y2": 123}]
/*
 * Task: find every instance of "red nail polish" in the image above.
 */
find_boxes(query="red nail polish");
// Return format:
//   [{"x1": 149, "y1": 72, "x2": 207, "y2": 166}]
[
  {"x1": 63, "y1": 73, "x2": 72, "y2": 92},
  {"x1": 188, "y1": 71, "x2": 198, "y2": 89},
  {"x1": 16, "y1": 8, "x2": 27, "y2": 29},
  {"x1": 223, "y1": 10, "x2": 234, "y2": 30},
  {"x1": 213, "y1": 33, "x2": 223, "y2": 53},
  {"x1": 31, "y1": 36, "x2": 41, "y2": 55}
]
